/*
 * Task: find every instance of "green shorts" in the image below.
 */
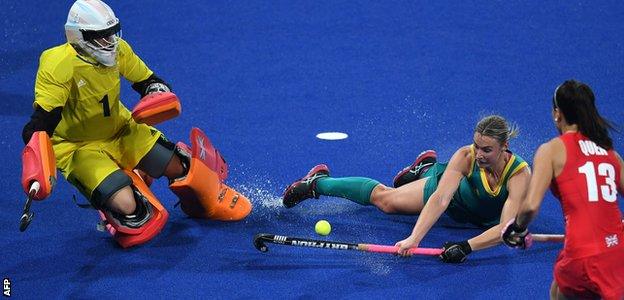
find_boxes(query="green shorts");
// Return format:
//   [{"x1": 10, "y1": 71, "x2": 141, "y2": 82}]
[
  {"x1": 52, "y1": 120, "x2": 163, "y2": 201},
  {"x1": 422, "y1": 163, "x2": 498, "y2": 228}
]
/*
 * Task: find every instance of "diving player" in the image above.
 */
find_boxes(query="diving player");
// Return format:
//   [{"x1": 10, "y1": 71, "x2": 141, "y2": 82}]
[{"x1": 283, "y1": 115, "x2": 530, "y2": 263}]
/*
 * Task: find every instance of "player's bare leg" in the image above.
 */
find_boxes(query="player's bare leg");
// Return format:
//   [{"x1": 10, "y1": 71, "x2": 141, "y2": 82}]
[
  {"x1": 105, "y1": 186, "x2": 136, "y2": 215},
  {"x1": 370, "y1": 178, "x2": 427, "y2": 214}
]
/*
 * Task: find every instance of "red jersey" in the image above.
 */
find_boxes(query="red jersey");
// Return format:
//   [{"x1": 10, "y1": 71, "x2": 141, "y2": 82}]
[{"x1": 551, "y1": 132, "x2": 624, "y2": 259}]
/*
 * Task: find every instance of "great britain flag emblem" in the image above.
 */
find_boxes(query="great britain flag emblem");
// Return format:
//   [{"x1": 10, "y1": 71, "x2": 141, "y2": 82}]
[{"x1": 605, "y1": 234, "x2": 618, "y2": 248}]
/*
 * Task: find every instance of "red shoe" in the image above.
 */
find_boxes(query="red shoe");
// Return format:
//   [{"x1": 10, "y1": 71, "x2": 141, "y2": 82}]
[
  {"x1": 282, "y1": 164, "x2": 330, "y2": 208},
  {"x1": 393, "y1": 150, "x2": 437, "y2": 188}
]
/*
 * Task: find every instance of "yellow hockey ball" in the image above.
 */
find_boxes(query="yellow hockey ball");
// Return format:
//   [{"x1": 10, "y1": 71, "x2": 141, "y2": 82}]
[{"x1": 315, "y1": 220, "x2": 331, "y2": 236}]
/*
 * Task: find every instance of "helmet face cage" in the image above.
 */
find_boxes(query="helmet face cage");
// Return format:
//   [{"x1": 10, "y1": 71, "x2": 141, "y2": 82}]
[{"x1": 82, "y1": 22, "x2": 122, "y2": 52}]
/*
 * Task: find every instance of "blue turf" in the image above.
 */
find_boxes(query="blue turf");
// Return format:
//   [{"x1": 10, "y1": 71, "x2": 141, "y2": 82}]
[{"x1": 1, "y1": 1, "x2": 623, "y2": 299}]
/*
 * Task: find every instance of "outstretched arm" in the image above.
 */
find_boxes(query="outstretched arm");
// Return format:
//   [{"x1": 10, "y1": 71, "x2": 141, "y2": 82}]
[
  {"x1": 515, "y1": 143, "x2": 554, "y2": 228},
  {"x1": 501, "y1": 142, "x2": 556, "y2": 248},
  {"x1": 395, "y1": 146, "x2": 471, "y2": 255}
]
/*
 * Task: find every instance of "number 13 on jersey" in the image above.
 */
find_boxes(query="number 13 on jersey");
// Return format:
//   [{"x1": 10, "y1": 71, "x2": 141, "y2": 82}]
[{"x1": 578, "y1": 162, "x2": 618, "y2": 202}]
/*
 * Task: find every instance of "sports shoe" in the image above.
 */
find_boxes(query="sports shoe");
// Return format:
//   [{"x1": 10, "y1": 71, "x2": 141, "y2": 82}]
[
  {"x1": 393, "y1": 150, "x2": 437, "y2": 188},
  {"x1": 282, "y1": 164, "x2": 330, "y2": 208}
]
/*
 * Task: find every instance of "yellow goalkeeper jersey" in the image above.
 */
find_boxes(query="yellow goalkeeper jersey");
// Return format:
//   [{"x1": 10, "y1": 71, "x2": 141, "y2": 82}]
[{"x1": 33, "y1": 39, "x2": 153, "y2": 142}]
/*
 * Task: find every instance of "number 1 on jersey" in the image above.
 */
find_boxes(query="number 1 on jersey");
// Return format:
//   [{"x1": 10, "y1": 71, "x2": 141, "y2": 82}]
[
  {"x1": 99, "y1": 95, "x2": 111, "y2": 117},
  {"x1": 578, "y1": 161, "x2": 617, "y2": 202}
]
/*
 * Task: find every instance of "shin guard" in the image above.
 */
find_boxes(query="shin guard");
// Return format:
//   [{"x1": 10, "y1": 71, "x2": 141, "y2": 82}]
[
  {"x1": 99, "y1": 170, "x2": 168, "y2": 248},
  {"x1": 175, "y1": 135, "x2": 228, "y2": 182},
  {"x1": 170, "y1": 128, "x2": 251, "y2": 221}
]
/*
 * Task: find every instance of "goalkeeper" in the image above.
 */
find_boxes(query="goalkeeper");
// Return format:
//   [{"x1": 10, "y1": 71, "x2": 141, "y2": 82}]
[{"x1": 20, "y1": 0, "x2": 251, "y2": 248}]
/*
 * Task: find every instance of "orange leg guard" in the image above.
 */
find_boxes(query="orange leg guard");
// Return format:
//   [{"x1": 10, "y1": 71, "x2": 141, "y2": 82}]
[
  {"x1": 169, "y1": 127, "x2": 251, "y2": 221},
  {"x1": 99, "y1": 170, "x2": 168, "y2": 248}
]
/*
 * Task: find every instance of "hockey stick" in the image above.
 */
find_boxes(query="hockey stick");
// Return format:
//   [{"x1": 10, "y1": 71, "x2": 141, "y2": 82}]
[
  {"x1": 19, "y1": 181, "x2": 40, "y2": 232},
  {"x1": 525, "y1": 220, "x2": 624, "y2": 243},
  {"x1": 253, "y1": 233, "x2": 443, "y2": 256},
  {"x1": 532, "y1": 234, "x2": 565, "y2": 243},
  {"x1": 533, "y1": 220, "x2": 623, "y2": 243}
]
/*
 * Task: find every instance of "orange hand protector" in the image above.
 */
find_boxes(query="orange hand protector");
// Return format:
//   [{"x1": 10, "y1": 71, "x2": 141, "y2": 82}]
[
  {"x1": 131, "y1": 92, "x2": 181, "y2": 126},
  {"x1": 21, "y1": 131, "x2": 56, "y2": 200}
]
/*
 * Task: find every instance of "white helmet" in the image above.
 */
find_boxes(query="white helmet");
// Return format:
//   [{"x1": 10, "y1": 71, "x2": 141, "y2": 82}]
[{"x1": 65, "y1": 0, "x2": 121, "y2": 67}]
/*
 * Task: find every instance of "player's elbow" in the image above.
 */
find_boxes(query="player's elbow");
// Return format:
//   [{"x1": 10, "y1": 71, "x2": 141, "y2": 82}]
[{"x1": 430, "y1": 192, "x2": 452, "y2": 208}]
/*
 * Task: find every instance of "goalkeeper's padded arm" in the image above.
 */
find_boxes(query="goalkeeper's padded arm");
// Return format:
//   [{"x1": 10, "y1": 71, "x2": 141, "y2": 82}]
[
  {"x1": 22, "y1": 106, "x2": 63, "y2": 144},
  {"x1": 22, "y1": 131, "x2": 57, "y2": 200},
  {"x1": 131, "y1": 74, "x2": 172, "y2": 98},
  {"x1": 131, "y1": 92, "x2": 181, "y2": 126}
]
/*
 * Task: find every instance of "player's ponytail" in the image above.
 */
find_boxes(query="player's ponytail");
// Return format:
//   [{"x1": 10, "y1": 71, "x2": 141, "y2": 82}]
[{"x1": 553, "y1": 80, "x2": 616, "y2": 150}]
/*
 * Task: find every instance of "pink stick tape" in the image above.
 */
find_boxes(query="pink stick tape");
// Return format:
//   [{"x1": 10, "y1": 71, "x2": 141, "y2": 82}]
[{"x1": 362, "y1": 244, "x2": 443, "y2": 256}]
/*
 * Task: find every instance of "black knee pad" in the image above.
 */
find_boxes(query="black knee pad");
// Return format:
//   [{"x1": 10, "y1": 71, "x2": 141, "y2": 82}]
[
  {"x1": 91, "y1": 169, "x2": 132, "y2": 209},
  {"x1": 135, "y1": 135, "x2": 176, "y2": 178}
]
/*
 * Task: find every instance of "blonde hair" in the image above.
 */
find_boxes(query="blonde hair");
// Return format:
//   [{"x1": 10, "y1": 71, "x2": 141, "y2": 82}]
[{"x1": 474, "y1": 115, "x2": 519, "y2": 144}]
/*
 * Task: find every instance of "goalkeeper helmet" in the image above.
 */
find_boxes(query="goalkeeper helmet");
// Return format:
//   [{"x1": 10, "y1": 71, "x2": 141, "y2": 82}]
[{"x1": 65, "y1": 0, "x2": 121, "y2": 67}]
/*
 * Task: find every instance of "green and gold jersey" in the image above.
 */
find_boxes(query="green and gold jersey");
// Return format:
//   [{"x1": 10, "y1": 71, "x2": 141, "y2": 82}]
[
  {"x1": 453, "y1": 145, "x2": 528, "y2": 226},
  {"x1": 34, "y1": 39, "x2": 153, "y2": 142}
]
